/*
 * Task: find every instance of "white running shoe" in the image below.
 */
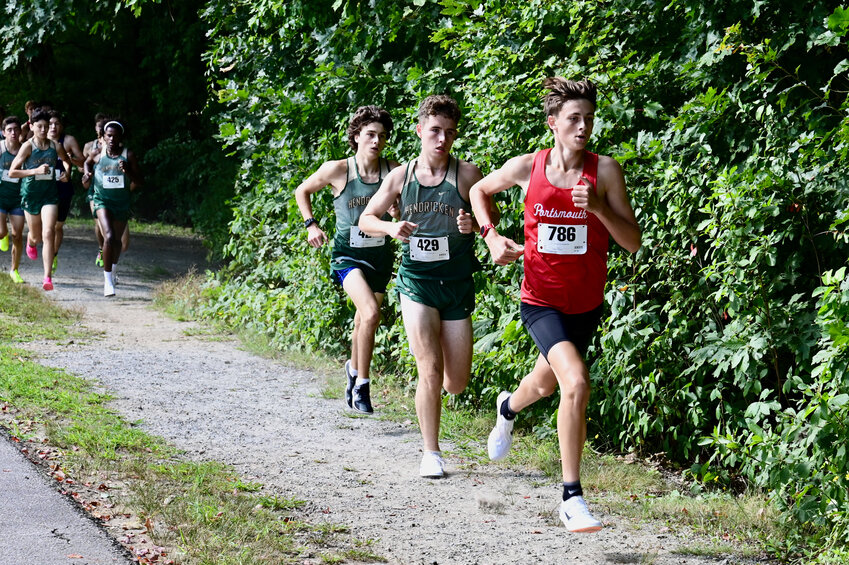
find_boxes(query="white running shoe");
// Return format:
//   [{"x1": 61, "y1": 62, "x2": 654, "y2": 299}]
[
  {"x1": 487, "y1": 391, "x2": 514, "y2": 461},
  {"x1": 104, "y1": 279, "x2": 116, "y2": 297},
  {"x1": 559, "y1": 495, "x2": 602, "y2": 533},
  {"x1": 419, "y1": 451, "x2": 445, "y2": 478}
]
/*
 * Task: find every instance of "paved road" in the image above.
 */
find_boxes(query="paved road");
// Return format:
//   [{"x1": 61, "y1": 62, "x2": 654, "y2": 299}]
[{"x1": 0, "y1": 430, "x2": 132, "y2": 565}]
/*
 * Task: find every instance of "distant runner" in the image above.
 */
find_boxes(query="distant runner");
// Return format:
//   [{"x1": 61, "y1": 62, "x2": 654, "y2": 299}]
[
  {"x1": 48, "y1": 111, "x2": 85, "y2": 272},
  {"x1": 0, "y1": 116, "x2": 26, "y2": 283},
  {"x1": 82, "y1": 120, "x2": 142, "y2": 297},
  {"x1": 9, "y1": 110, "x2": 73, "y2": 290}
]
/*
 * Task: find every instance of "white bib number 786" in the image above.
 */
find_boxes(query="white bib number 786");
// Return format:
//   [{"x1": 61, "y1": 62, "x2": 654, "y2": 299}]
[{"x1": 537, "y1": 223, "x2": 587, "y2": 255}]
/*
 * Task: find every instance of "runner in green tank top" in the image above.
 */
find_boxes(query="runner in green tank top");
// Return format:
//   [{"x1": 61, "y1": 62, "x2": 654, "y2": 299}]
[
  {"x1": 0, "y1": 116, "x2": 26, "y2": 283},
  {"x1": 9, "y1": 110, "x2": 73, "y2": 291},
  {"x1": 82, "y1": 120, "x2": 143, "y2": 297},
  {"x1": 295, "y1": 105, "x2": 400, "y2": 414},
  {"x1": 360, "y1": 95, "x2": 499, "y2": 478}
]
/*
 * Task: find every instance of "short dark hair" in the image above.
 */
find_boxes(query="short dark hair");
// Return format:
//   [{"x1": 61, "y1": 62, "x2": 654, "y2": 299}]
[
  {"x1": 417, "y1": 95, "x2": 461, "y2": 125},
  {"x1": 346, "y1": 105, "x2": 393, "y2": 151},
  {"x1": 2, "y1": 115, "x2": 21, "y2": 128},
  {"x1": 543, "y1": 78, "x2": 597, "y2": 116},
  {"x1": 30, "y1": 110, "x2": 51, "y2": 124},
  {"x1": 48, "y1": 110, "x2": 64, "y2": 124}
]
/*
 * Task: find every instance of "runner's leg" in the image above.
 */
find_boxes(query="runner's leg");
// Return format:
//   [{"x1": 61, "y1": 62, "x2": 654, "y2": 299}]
[
  {"x1": 341, "y1": 269, "x2": 384, "y2": 381},
  {"x1": 439, "y1": 317, "x2": 473, "y2": 395},
  {"x1": 400, "y1": 295, "x2": 445, "y2": 453},
  {"x1": 507, "y1": 354, "x2": 557, "y2": 412},
  {"x1": 9, "y1": 214, "x2": 25, "y2": 273},
  {"x1": 546, "y1": 341, "x2": 590, "y2": 483},
  {"x1": 39, "y1": 205, "x2": 59, "y2": 279}
]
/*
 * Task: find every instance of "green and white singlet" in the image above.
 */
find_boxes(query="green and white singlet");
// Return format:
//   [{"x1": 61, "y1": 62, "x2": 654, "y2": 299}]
[
  {"x1": 331, "y1": 156, "x2": 394, "y2": 277},
  {"x1": 92, "y1": 146, "x2": 131, "y2": 221},
  {"x1": 20, "y1": 140, "x2": 59, "y2": 214},
  {"x1": 398, "y1": 156, "x2": 479, "y2": 280},
  {"x1": 0, "y1": 140, "x2": 22, "y2": 211}
]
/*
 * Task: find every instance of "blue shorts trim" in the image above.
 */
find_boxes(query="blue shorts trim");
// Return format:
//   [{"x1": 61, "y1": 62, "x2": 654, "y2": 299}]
[
  {"x1": 334, "y1": 266, "x2": 357, "y2": 286},
  {"x1": 0, "y1": 207, "x2": 24, "y2": 216}
]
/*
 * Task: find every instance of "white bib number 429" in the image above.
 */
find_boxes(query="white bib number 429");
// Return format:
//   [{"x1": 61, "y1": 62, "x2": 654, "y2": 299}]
[
  {"x1": 537, "y1": 223, "x2": 587, "y2": 255},
  {"x1": 349, "y1": 226, "x2": 385, "y2": 248},
  {"x1": 410, "y1": 236, "x2": 449, "y2": 262}
]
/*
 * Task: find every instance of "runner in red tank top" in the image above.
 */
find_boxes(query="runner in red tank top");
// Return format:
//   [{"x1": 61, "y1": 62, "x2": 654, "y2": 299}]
[{"x1": 469, "y1": 78, "x2": 641, "y2": 533}]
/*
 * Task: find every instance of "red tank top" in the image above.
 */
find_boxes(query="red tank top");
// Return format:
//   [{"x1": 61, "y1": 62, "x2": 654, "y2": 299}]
[{"x1": 521, "y1": 148, "x2": 609, "y2": 314}]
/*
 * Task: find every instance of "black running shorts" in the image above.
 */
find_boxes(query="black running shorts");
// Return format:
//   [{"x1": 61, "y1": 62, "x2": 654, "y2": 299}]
[{"x1": 520, "y1": 302, "x2": 603, "y2": 359}]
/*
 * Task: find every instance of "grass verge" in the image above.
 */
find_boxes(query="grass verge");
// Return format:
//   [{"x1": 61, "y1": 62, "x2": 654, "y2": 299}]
[
  {"x1": 0, "y1": 276, "x2": 384, "y2": 564},
  {"x1": 64, "y1": 216, "x2": 199, "y2": 239}
]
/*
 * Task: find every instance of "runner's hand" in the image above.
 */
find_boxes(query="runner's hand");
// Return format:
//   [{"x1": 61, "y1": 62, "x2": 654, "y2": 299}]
[
  {"x1": 457, "y1": 208, "x2": 473, "y2": 234},
  {"x1": 306, "y1": 224, "x2": 328, "y2": 248},
  {"x1": 388, "y1": 221, "x2": 417, "y2": 243},
  {"x1": 571, "y1": 175, "x2": 602, "y2": 213},
  {"x1": 485, "y1": 232, "x2": 524, "y2": 266}
]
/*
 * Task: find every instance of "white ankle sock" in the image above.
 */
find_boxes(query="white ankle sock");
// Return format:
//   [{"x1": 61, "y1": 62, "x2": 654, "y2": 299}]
[{"x1": 355, "y1": 377, "x2": 369, "y2": 386}]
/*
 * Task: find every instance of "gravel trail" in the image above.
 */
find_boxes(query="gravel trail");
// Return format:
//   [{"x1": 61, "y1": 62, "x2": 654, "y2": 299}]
[{"x1": 15, "y1": 225, "x2": 740, "y2": 565}]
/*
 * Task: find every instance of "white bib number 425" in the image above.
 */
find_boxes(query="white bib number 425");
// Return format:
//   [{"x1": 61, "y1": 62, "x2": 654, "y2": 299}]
[
  {"x1": 103, "y1": 174, "x2": 125, "y2": 189},
  {"x1": 409, "y1": 236, "x2": 449, "y2": 262},
  {"x1": 349, "y1": 226, "x2": 385, "y2": 248},
  {"x1": 537, "y1": 223, "x2": 587, "y2": 255}
]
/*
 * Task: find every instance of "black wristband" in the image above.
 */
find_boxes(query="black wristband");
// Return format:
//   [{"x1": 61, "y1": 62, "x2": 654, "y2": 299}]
[{"x1": 303, "y1": 217, "x2": 317, "y2": 229}]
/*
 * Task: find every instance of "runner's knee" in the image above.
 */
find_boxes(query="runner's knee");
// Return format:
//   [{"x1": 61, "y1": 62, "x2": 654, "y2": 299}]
[{"x1": 557, "y1": 369, "x2": 590, "y2": 402}]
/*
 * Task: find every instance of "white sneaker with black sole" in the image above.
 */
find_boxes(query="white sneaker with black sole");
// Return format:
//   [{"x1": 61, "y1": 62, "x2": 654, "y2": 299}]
[
  {"x1": 487, "y1": 391, "x2": 514, "y2": 461},
  {"x1": 559, "y1": 495, "x2": 602, "y2": 533},
  {"x1": 419, "y1": 451, "x2": 445, "y2": 478}
]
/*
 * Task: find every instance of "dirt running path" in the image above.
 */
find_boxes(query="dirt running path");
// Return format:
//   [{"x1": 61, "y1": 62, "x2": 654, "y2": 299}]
[{"x1": 15, "y1": 225, "x2": 736, "y2": 564}]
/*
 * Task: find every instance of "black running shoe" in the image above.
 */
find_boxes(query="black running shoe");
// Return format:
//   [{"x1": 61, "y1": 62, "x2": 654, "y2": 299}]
[
  {"x1": 345, "y1": 360, "x2": 355, "y2": 408},
  {"x1": 352, "y1": 381, "x2": 373, "y2": 413}
]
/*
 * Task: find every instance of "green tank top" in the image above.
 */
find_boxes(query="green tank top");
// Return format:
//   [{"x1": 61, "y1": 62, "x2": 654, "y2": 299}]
[
  {"x1": 93, "y1": 147, "x2": 130, "y2": 208},
  {"x1": 20, "y1": 140, "x2": 58, "y2": 195},
  {"x1": 331, "y1": 157, "x2": 394, "y2": 275},
  {"x1": 398, "y1": 156, "x2": 479, "y2": 280},
  {"x1": 0, "y1": 140, "x2": 21, "y2": 199}
]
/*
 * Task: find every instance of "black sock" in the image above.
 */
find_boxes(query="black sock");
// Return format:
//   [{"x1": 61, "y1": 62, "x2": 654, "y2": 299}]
[
  {"x1": 562, "y1": 481, "x2": 583, "y2": 502},
  {"x1": 500, "y1": 397, "x2": 517, "y2": 420}
]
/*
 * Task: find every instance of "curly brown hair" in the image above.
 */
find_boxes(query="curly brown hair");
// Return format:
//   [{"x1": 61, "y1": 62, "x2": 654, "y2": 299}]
[
  {"x1": 346, "y1": 105, "x2": 393, "y2": 151},
  {"x1": 543, "y1": 78, "x2": 597, "y2": 117},
  {"x1": 417, "y1": 95, "x2": 461, "y2": 125}
]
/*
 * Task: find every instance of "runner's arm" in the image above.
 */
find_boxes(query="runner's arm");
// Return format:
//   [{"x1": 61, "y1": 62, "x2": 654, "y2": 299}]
[
  {"x1": 8, "y1": 143, "x2": 41, "y2": 178},
  {"x1": 359, "y1": 168, "x2": 416, "y2": 242},
  {"x1": 55, "y1": 142, "x2": 73, "y2": 182},
  {"x1": 121, "y1": 150, "x2": 144, "y2": 191},
  {"x1": 294, "y1": 160, "x2": 346, "y2": 248},
  {"x1": 64, "y1": 136, "x2": 85, "y2": 168},
  {"x1": 573, "y1": 156, "x2": 641, "y2": 253},
  {"x1": 469, "y1": 154, "x2": 532, "y2": 265},
  {"x1": 457, "y1": 161, "x2": 486, "y2": 234}
]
